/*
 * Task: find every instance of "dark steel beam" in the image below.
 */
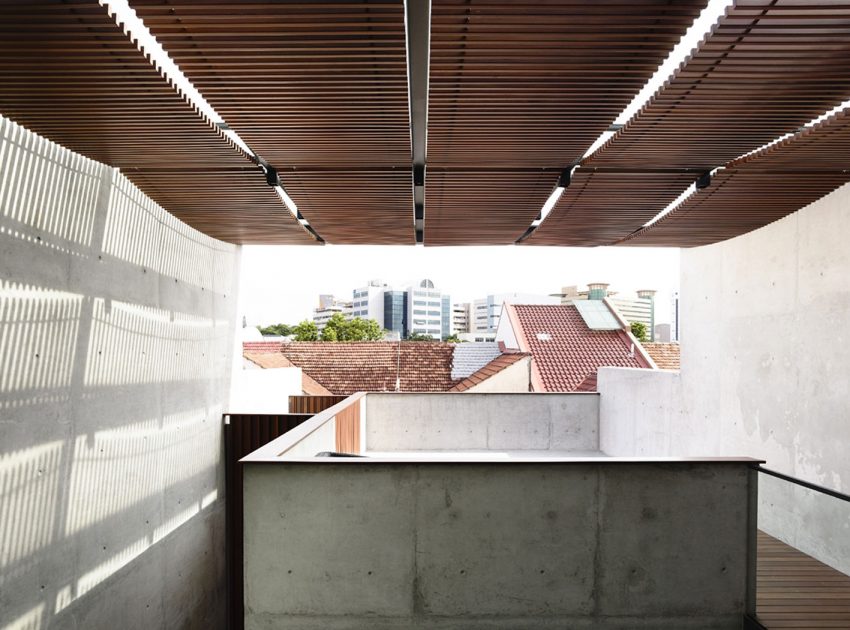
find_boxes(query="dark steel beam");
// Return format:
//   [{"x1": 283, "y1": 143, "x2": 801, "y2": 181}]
[{"x1": 404, "y1": 0, "x2": 431, "y2": 244}]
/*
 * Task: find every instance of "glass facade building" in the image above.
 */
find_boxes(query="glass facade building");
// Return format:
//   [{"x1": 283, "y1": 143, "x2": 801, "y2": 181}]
[{"x1": 383, "y1": 290, "x2": 408, "y2": 338}]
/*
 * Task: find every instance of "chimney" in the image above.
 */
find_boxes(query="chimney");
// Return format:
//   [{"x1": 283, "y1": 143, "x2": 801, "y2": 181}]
[{"x1": 587, "y1": 282, "x2": 610, "y2": 300}]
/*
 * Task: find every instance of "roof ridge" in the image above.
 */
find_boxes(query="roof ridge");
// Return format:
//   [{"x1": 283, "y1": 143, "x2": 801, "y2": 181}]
[{"x1": 448, "y1": 353, "x2": 529, "y2": 392}]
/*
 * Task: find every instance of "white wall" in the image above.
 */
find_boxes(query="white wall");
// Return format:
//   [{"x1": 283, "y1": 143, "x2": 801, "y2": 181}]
[
  {"x1": 465, "y1": 357, "x2": 531, "y2": 393},
  {"x1": 599, "y1": 180, "x2": 850, "y2": 574},
  {"x1": 0, "y1": 116, "x2": 240, "y2": 628}
]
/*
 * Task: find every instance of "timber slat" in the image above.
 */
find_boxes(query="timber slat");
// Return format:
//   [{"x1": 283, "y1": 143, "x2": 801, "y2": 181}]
[
  {"x1": 0, "y1": 0, "x2": 316, "y2": 244},
  {"x1": 757, "y1": 531, "x2": 850, "y2": 630}
]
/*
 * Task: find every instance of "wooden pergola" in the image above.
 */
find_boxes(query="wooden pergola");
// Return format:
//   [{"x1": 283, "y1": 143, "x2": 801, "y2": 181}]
[{"x1": 2, "y1": 0, "x2": 850, "y2": 247}]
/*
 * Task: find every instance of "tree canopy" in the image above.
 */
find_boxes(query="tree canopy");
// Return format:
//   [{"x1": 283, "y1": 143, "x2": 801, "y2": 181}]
[
  {"x1": 407, "y1": 332, "x2": 434, "y2": 341},
  {"x1": 630, "y1": 321, "x2": 648, "y2": 342},
  {"x1": 292, "y1": 320, "x2": 319, "y2": 341},
  {"x1": 257, "y1": 323, "x2": 293, "y2": 337},
  {"x1": 320, "y1": 313, "x2": 384, "y2": 342}
]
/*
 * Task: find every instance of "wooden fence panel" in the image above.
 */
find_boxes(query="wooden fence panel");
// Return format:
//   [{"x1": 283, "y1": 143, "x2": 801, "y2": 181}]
[
  {"x1": 334, "y1": 401, "x2": 361, "y2": 454},
  {"x1": 224, "y1": 413, "x2": 312, "y2": 630},
  {"x1": 289, "y1": 395, "x2": 346, "y2": 415}
]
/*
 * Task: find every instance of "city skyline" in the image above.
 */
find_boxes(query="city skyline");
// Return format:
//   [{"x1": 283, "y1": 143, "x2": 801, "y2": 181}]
[{"x1": 238, "y1": 245, "x2": 680, "y2": 327}]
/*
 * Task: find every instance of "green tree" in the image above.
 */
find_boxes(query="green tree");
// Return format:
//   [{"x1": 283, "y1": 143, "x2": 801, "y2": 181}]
[
  {"x1": 321, "y1": 312, "x2": 348, "y2": 341},
  {"x1": 292, "y1": 319, "x2": 319, "y2": 341},
  {"x1": 346, "y1": 317, "x2": 384, "y2": 341},
  {"x1": 445, "y1": 333, "x2": 462, "y2": 343},
  {"x1": 407, "y1": 332, "x2": 434, "y2": 341},
  {"x1": 320, "y1": 313, "x2": 384, "y2": 341},
  {"x1": 630, "y1": 321, "x2": 648, "y2": 343},
  {"x1": 257, "y1": 323, "x2": 293, "y2": 336}
]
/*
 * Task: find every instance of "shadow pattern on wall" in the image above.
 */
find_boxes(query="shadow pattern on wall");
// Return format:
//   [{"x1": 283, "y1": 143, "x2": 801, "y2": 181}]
[{"x1": 0, "y1": 115, "x2": 239, "y2": 630}]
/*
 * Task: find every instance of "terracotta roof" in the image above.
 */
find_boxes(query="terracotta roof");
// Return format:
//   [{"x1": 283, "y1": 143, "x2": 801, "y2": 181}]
[
  {"x1": 243, "y1": 351, "x2": 333, "y2": 395},
  {"x1": 449, "y1": 353, "x2": 530, "y2": 392},
  {"x1": 642, "y1": 343, "x2": 681, "y2": 371},
  {"x1": 450, "y1": 342, "x2": 503, "y2": 380},
  {"x1": 506, "y1": 304, "x2": 651, "y2": 392},
  {"x1": 243, "y1": 341, "x2": 286, "y2": 353},
  {"x1": 575, "y1": 372, "x2": 598, "y2": 393},
  {"x1": 242, "y1": 341, "x2": 534, "y2": 394},
  {"x1": 243, "y1": 351, "x2": 291, "y2": 369},
  {"x1": 274, "y1": 342, "x2": 459, "y2": 395}
]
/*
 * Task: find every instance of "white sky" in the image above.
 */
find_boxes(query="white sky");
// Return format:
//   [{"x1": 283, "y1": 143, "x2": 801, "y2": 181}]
[{"x1": 237, "y1": 245, "x2": 681, "y2": 328}]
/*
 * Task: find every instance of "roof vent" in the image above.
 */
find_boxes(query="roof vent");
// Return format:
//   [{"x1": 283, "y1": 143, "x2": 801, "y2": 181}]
[{"x1": 536, "y1": 332, "x2": 551, "y2": 341}]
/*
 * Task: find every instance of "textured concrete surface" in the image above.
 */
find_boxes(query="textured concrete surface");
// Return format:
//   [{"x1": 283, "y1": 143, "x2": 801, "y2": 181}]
[
  {"x1": 0, "y1": 116, "x2": 239, "y2": 629},
  {"x1": 598, "y1": 179, "x2": 850, "y2": 575},
  {"x1": 243, "y1": 462, "x2": 753, "y2": 629},
  {"x1": 365, "y1": 393, "x2": 599, "y2": 452}
]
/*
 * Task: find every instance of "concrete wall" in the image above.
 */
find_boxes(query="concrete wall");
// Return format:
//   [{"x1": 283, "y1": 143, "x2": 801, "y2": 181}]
[
  {"x1": 243, "y1": 461, "x2": 755, "y2": 629},
  {"x1": 599, "y1": 368, "x2": 689, "y2": 457},
  {"x1": 0, "y1": 116, "x2": 240, "y2": 629},
  {"x1": 229, "y1": 367, "x2": 303, "y2": 413},
  {"x1": 281, "y1": 420, "x2": 337, "y2": 459},
  {"x1": 464, "y1": 356, "x2": 531, "y2": 393},
  {"x1": 598, "y1": 179, "x2": 850, "y2": 574},
  {"x1": 365, "y1": 393, "x2": 598, "y2": 453}
]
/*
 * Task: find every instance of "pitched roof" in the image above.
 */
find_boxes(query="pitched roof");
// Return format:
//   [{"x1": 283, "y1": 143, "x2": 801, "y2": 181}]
[
  {"x1": 574, "y1": 371, "x2": 599, "y2": 393},
  {"x1": 243, "y1": 341, "x2": 286, "y2": 354},
  {"x1": 450, "y1": 342, "x2": 503, "y2": 380},
  {"x1": 243, "y1": 350, "x2": 333, "y2": 395},
  {"x1": 276, "y1": 341, "x2": 460, "y2": 395},
  {"x1": 642, "y1": 343, "x2": 681, "y2": 371},
  {"x1": 505, "y1": 304, "x2": 651, "y2": 392},
  {"x1": 449, "y1": 353, "x2": 530, "y2": 392},
  {"x1": 242, "y1": 341, "x2": 535, "y2": 394}
]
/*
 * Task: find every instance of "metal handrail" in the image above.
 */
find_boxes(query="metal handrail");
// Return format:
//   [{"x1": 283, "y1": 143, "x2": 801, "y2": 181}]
[{"x1": 756, "y1": 465, "x2": 850, "y2": 503}]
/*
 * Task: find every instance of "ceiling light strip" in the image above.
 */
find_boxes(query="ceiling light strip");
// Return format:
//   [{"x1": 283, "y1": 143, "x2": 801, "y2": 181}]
[
  {"x1": 520, "y1": 0, "x2": 733, "y2": 242},
  {"x1": 99, "y1": 0, "x2": 318, "y2": 237},
  {"x1": 583, "y1": 0, "x2": 734, "y2": 160},
  {"x1": 641, "y1": 96, "x2": 850, "y2": 229}
]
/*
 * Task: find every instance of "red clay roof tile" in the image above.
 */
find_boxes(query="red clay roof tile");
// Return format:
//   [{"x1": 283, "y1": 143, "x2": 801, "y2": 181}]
[
  {"x1": 448, "y1": 353, "x2": 529, "y2": 392},
  {"x1": 642, "y1": 342, "x2": 681, "y2": 371},
  {"x1": 247, "y1": 341, "x2": 459, "y2": 395},
  {"x1": 508, "y1": 304, "x2": 648, "y2": 392}
]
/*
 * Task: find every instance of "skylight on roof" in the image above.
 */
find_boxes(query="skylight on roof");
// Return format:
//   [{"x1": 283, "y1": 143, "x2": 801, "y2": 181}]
[{"x1": 574, "y1": 301, "x2": 621, "y2": 331}]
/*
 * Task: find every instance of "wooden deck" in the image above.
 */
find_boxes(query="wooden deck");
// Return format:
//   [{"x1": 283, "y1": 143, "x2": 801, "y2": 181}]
[{"x1": 757, "y1": 530, "x2": 850, "y2": 628}]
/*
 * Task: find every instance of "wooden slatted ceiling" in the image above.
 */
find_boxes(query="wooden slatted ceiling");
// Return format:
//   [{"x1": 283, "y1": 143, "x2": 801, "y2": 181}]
[
  {"x1": 132, "y1": 0, "x2": 412, "y2": 244},
  {"x1": 428, "y1": 0, "x2": 708, "y2": 168},
  {"x1": 425, "y1": 169, "x2": 557, "y2": 245},
  {"x1": 282, "y1": 169, "x2": 412, "y2": 244},
  {"x1": 549, "y1": 0, "x2": 850, "y2": 248},
  {"x1": 127, "y1": 170, "x2": 318, "y2": 244},
  {"x1": 0, "y1": 0, "x2": 314, "y2": 245},
  {"x1": 624, "y1": 108, "x2": 850, "y2": 246},
  {"x1": 525, "y1": 170, "x2": 697, "y2": 246},
  {"x1": 425, "y1": 0, "x2": 707, "y2": 245},
  {"x1": 585, "y1": 0, "x2": 850, "y2": 172}
]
